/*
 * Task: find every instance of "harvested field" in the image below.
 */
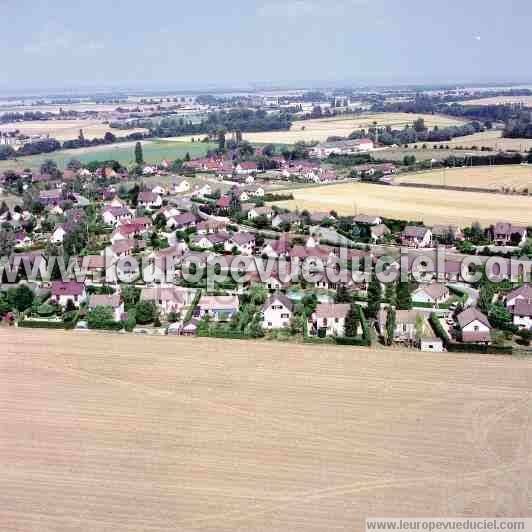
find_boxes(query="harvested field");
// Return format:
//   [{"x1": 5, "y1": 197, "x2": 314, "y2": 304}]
[
  {"x1": 272, "y1": 181, "x2": 532, "y2": 226},
  {"x1": 408, "y1": 130, "x2": 532, "y2": 153},
  {"x1": 1, "y1": 328, "x2": 531, "y2": 531},
  {"x1": 0, "y1": 119, "x2": 147, "y2": 142},
  {"x1": 167, "y1": 113, "x2": 466, "y2": 145},
  {"x1": 462, "y1": 95, "x2": 532, "y2": 106},
  {"x1": 395, "y1": 164, "x2": 532, "y2": 192}
]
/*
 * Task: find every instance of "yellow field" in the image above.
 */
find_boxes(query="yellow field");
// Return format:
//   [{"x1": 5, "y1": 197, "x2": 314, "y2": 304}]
[
  {"x1": 395, "y1": 164, "x2": 532, "y2": 192},
  {"x1": 1, "y1": 329, "x2": 531, "y2": 531},
  {"x1": 413, "y1": 130, "x2": 532, "y2": 152},
  {"x1": 0, "y1": 119, "x2": 147, "y2": 142},
  {"x1": 462, "y1": 95, "x2": 532, "y2": 106},
  {"x1": 273, "y1": 181, "x2": 532, "y2": 226},
  {"x1": 167, "y1": 113, "x2": 467, "y2": 144}
]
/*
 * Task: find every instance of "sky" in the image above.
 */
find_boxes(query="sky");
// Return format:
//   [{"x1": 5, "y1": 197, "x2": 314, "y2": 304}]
[{"x1": 1, "y1": 0, "x2": 531, "y2": 92}]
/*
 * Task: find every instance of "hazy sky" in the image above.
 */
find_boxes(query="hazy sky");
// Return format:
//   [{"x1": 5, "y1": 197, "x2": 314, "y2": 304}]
[{"x1": 2, "y1": 0, "x2": 531, "y2": 91}]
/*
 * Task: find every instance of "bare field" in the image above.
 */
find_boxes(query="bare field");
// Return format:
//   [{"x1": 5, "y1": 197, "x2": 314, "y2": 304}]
[
  {"x1": 395, "y1": 165, "x2": 532, "y2": 192},
  {"x1": 272, "y1": 181, "x2": 532, "y2": 226},
  {"x1": 409, "y1": 130, "x2": 532, "y2": 152},
  {"x1": 1, "y1": 329, "x2": 531, "y2": 531},
  {"x1": 167, "y1": 113, "x2": 467, "y2": 145},
  {"x1": 0, "y1": 119, "x2": 147, "y2": 141},
  {"x1": 462, "y1": 95, "x2": 532, "y2": 106}
]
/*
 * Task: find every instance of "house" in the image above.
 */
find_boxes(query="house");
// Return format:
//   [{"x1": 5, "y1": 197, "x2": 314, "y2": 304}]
[
  {"x1": 457, "y1": 307, "x2": 492, "y2": 344},
  {"x1": 140, "y1": 286, "x2": 194, "y2": 317},
  {"x1": 151, "y1": 185, "x2": 167, "y2": 195},
  {"x1": 196, "y1": 220, "x2": 227, "y2": 235},
  {"x1": 491, "y1": 222, "x2": 527, "y2": 246},
  {"x1": 216, "y1": 195, "x2": 232, "y2": 211},
  {"x1": 378, "y1": 308, "x2": 428, "y2": 344},
  {"x1": 51, "y1": 281, "x2": 87, "y2": 307},
  {"x1": 309, "y1": 211, "x2": 335, "y2": 225},
  {"x1": 310, "y1": 138, "x2": 374, "y2": 159},
  {"x1": 247, "y1": 206, "x2": 273, "y2": 221},
  {"x1": 235, "y1": 162, "x2": 258, "y2": 175},
  {"x1": 195, "y1": 295, "x2": 239, "y2": 321},
  {"x1": 192, "y1": 183, "x2": 212, "y2": 197},
  {"x1": 401, "y1": 226, "x2": 433, "y2": 248},
  {"x1": 171, "y1": 178, "x2": 190, "y2": 194},
  {"x1": 181, "y1": 318, "x2": 200, "y2": 336},
  {"x1": 88, "y1": 294, "x2": 125, "y2": 322},
  {"x1": 224, "y1": 232, "x2": 256, "y2": 255},
  {"x1": 370, "y1": 224, "x2": 391, "y2": 243},
  {"x1": 137, "y1": 191, "x2": 162, "y2": 209},
  {"x1": 243, "y1": 185, "x2": 265, "y2": 198},
  {"x1": 191, "y1": 232, "x2": 230, "y2": 250},
  {"x1": 505, "y1": 284, "x2": 532, "y2": 309},
  {"x1": 261, "y1": 294, "x2": 294, "y2": 330},
  {"x1": 271, "y1": 212, "x2": 302, "y2": 229},
  {"x1": 412, "y1": 283, "x2": 450, "y2": 306},
  {"x1": 39, "y1": 189, "x2": 62, "y2": 206},
  {"x1": 102, "y1": 206, "x2": 132, "y2": 226},
  {"x1": 167, "y1": 212, "x2": 197, "y2": 231},
  {"x1": 353, "y1": 214, "x2": 382, "y2": 226},
  {"x1": 431, "y1": 224, "x2": 463, "y2": 243},
  {"x1": 110, "y1": 239, "x2": 145, "y2": 258},
  {"x1": 14, "y1": 231, "x2": 33, "y2": 248},
  {"x1": 51, "y1": 223, "x2": 73, "y2": 244},
  {"x1": 261, "y1": 235, "x2": 291, "y2": 258},
  {"x1": 110, "y1": 222, "x2": 149, "y2": 244},
  {"x1": 309, "y1": 303, "x2": 351, "y2": 337},
  {"x1": 510, "y1": 299, "x2": 532, "y2": 330},
  {"x1": 420, "y1": 337, "x2": 445, "y2": 352}
]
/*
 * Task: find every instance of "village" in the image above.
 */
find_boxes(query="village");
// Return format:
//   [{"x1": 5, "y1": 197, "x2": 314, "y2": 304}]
[{"x1": 1, "y1": 138, "x2": 531, "y2": 356}]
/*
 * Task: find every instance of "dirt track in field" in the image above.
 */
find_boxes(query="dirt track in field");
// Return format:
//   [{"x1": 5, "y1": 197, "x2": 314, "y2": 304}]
[{"x1": 1, "y1": 329, "x2": 531, "y2": 531}]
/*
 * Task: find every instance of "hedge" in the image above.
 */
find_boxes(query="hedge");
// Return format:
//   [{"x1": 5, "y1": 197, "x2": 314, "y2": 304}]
[
  {"x1": 358, "y1": 305, "x2": 372, "y2": 346},
  {"x1": 198, "y1": 328, "x2": 251, "y2": 340},
  {"x1": 19, "y1": 320, "x2": 66, "y2": 329}
]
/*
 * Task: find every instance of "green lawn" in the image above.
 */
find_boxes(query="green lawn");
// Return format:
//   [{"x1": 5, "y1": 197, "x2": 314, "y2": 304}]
[{"x1": 0, "y1": 140, "x2": 217, "y2": 173}]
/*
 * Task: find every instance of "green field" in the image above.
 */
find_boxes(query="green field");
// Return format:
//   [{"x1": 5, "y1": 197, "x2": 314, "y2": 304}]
[{"x1": 0, "y1": 140, "x2": 217, "y2": 173}]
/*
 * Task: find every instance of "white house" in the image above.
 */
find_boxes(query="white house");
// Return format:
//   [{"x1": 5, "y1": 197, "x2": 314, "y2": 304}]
[
  {"x1": 510, "y1": 299, "x2": 532, "y2": 330},
  {"x1": 137, "y1": 191, "x2": 162, "y2": 209},
  {"x1": 401, "y1": 226, "x2": 433, "y2": 248},
  {"x1": 412, "y1": 283, "x2": 450, "y2": 306},
  {"x1": 51, "y1": 281, "x2": 87, "y2": 307},
  {"x1": 457, "y1": 307, "x2": 492, "y2": 344},
  {"x1": 51, "y1": 225, "x2": 68, "y2": 244},
  {"x1": 309, "y1": 303, "x2": 351, "y2": 337},
  {"x1": 224, "y1": 233, "x2": 255, "y2": 255},
  {"x1": 102, "y1": 206, "x2": 132, "y2": 226},
  {"x1": 195, "y1": 295, "x2": 239, "y2": 321},
  {"x1": 151, "y1": 185, "x2": 167, "y2": 196},
  {"x1": 420, "y1": 337, "x2": 444, "y2": 352},
  {"x1": 261, "y1": 294, "x2": 294, "y2": 330},
  {"x1": 247, "y1": 206, "x2": 273, "y2": 221},
  {"x1": 140, "y1": 286, "x2": 195, "y2": 317},
  {"x1": 505, "y1": 285, "x2": 532, "y2": 309},
  {"x1": 171, "y1": 179, "x2": 191, "y2": 194}
]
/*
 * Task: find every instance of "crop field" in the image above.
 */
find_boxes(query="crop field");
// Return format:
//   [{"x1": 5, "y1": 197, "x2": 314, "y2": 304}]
[
  {"x1": 395, "y1": 164, "x2": 532, "y2": 192},
  {"x1": 272, "y1": 181, "x2": 532, "y2": 226},
  {"x1": 0, "y1": 140, "x2": 216, "y2": 173},
  {"x1": 1, "y1": 328, "x2": 531, "y2": 531},
  {"x1": 0, "y1": 119, "x2": 147, "y2": 142},
  {"x1": 167, "y1": 113, "x2": 467, "y2": 145}
]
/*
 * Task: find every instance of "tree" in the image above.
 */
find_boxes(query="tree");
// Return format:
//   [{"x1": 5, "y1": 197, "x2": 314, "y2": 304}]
[
  {"x1": 7, "y1": 284, "x2": 34, "y2": 312},
  {"x1": 366, "y1": 272, "x2": 382, "y2": 319},
  {"x1": 335, "y1": 284, "x2": 351, "y2": 303},
  {"x1": 217, "y1": 129, "x2": 226, "y2": 152},
  {"x1": 78, "y1": 129, "x2": 85, "y2": 146},
  {"x1": 135, "y1": 300, "x2": 156, "y2": 324},
  {"x1": 40, "y1": 159, "x2": 59, "y2": 177},
  {"x1": 88, "y1": 305, "x2": 116, "y2": 329},
  {"x1": 134, "y1": 142, "x2": 144, "y2": 165},
  {"x1": 488, "y1": 303, "x2": 512, "y2": 329},
  {"x1": 384, "y1": 281, "x2": 396, "y2": 305},
  {"x1": 121, "y1": 285, "x2": 141, "y2": 311},
  {"x1": 344, "y1": 303, "x2": 360, "y2": 337},
  {"x1": 66, "y1": 159, "x2": 82, "y2": 171},
  {"x1": 385, "y1": 306, "x2": 396, "y2": 345},
  {"x1": 396, "y1": 281, "x2": 412, "y2": 310}
]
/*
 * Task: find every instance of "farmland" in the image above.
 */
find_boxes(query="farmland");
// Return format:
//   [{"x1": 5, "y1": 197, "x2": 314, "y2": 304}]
[
  {"x1": 395, "y1": 164, "x2": 532, "y2": 192},
  {"x1": 0, "y1": 140, "x2": 216, "y2": 173},
  {"x1": 272, "y1": 181, "x2": 532, "y2": 226},
  {"x1": 0, "y1": 119, "x2": 147, "y2": 142},
  {"x1": 167, "y1": 113, "x2": 467, "y2": 145},
  {"x1": 1, "y1": 328, "x2": 531, "y2": 531},
  {"x1": 406, "y1": 130, "x2": 532, "y2": 153},
  {"x1": 461, "y1": 95, "x2": 532, "y2": 106}
]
